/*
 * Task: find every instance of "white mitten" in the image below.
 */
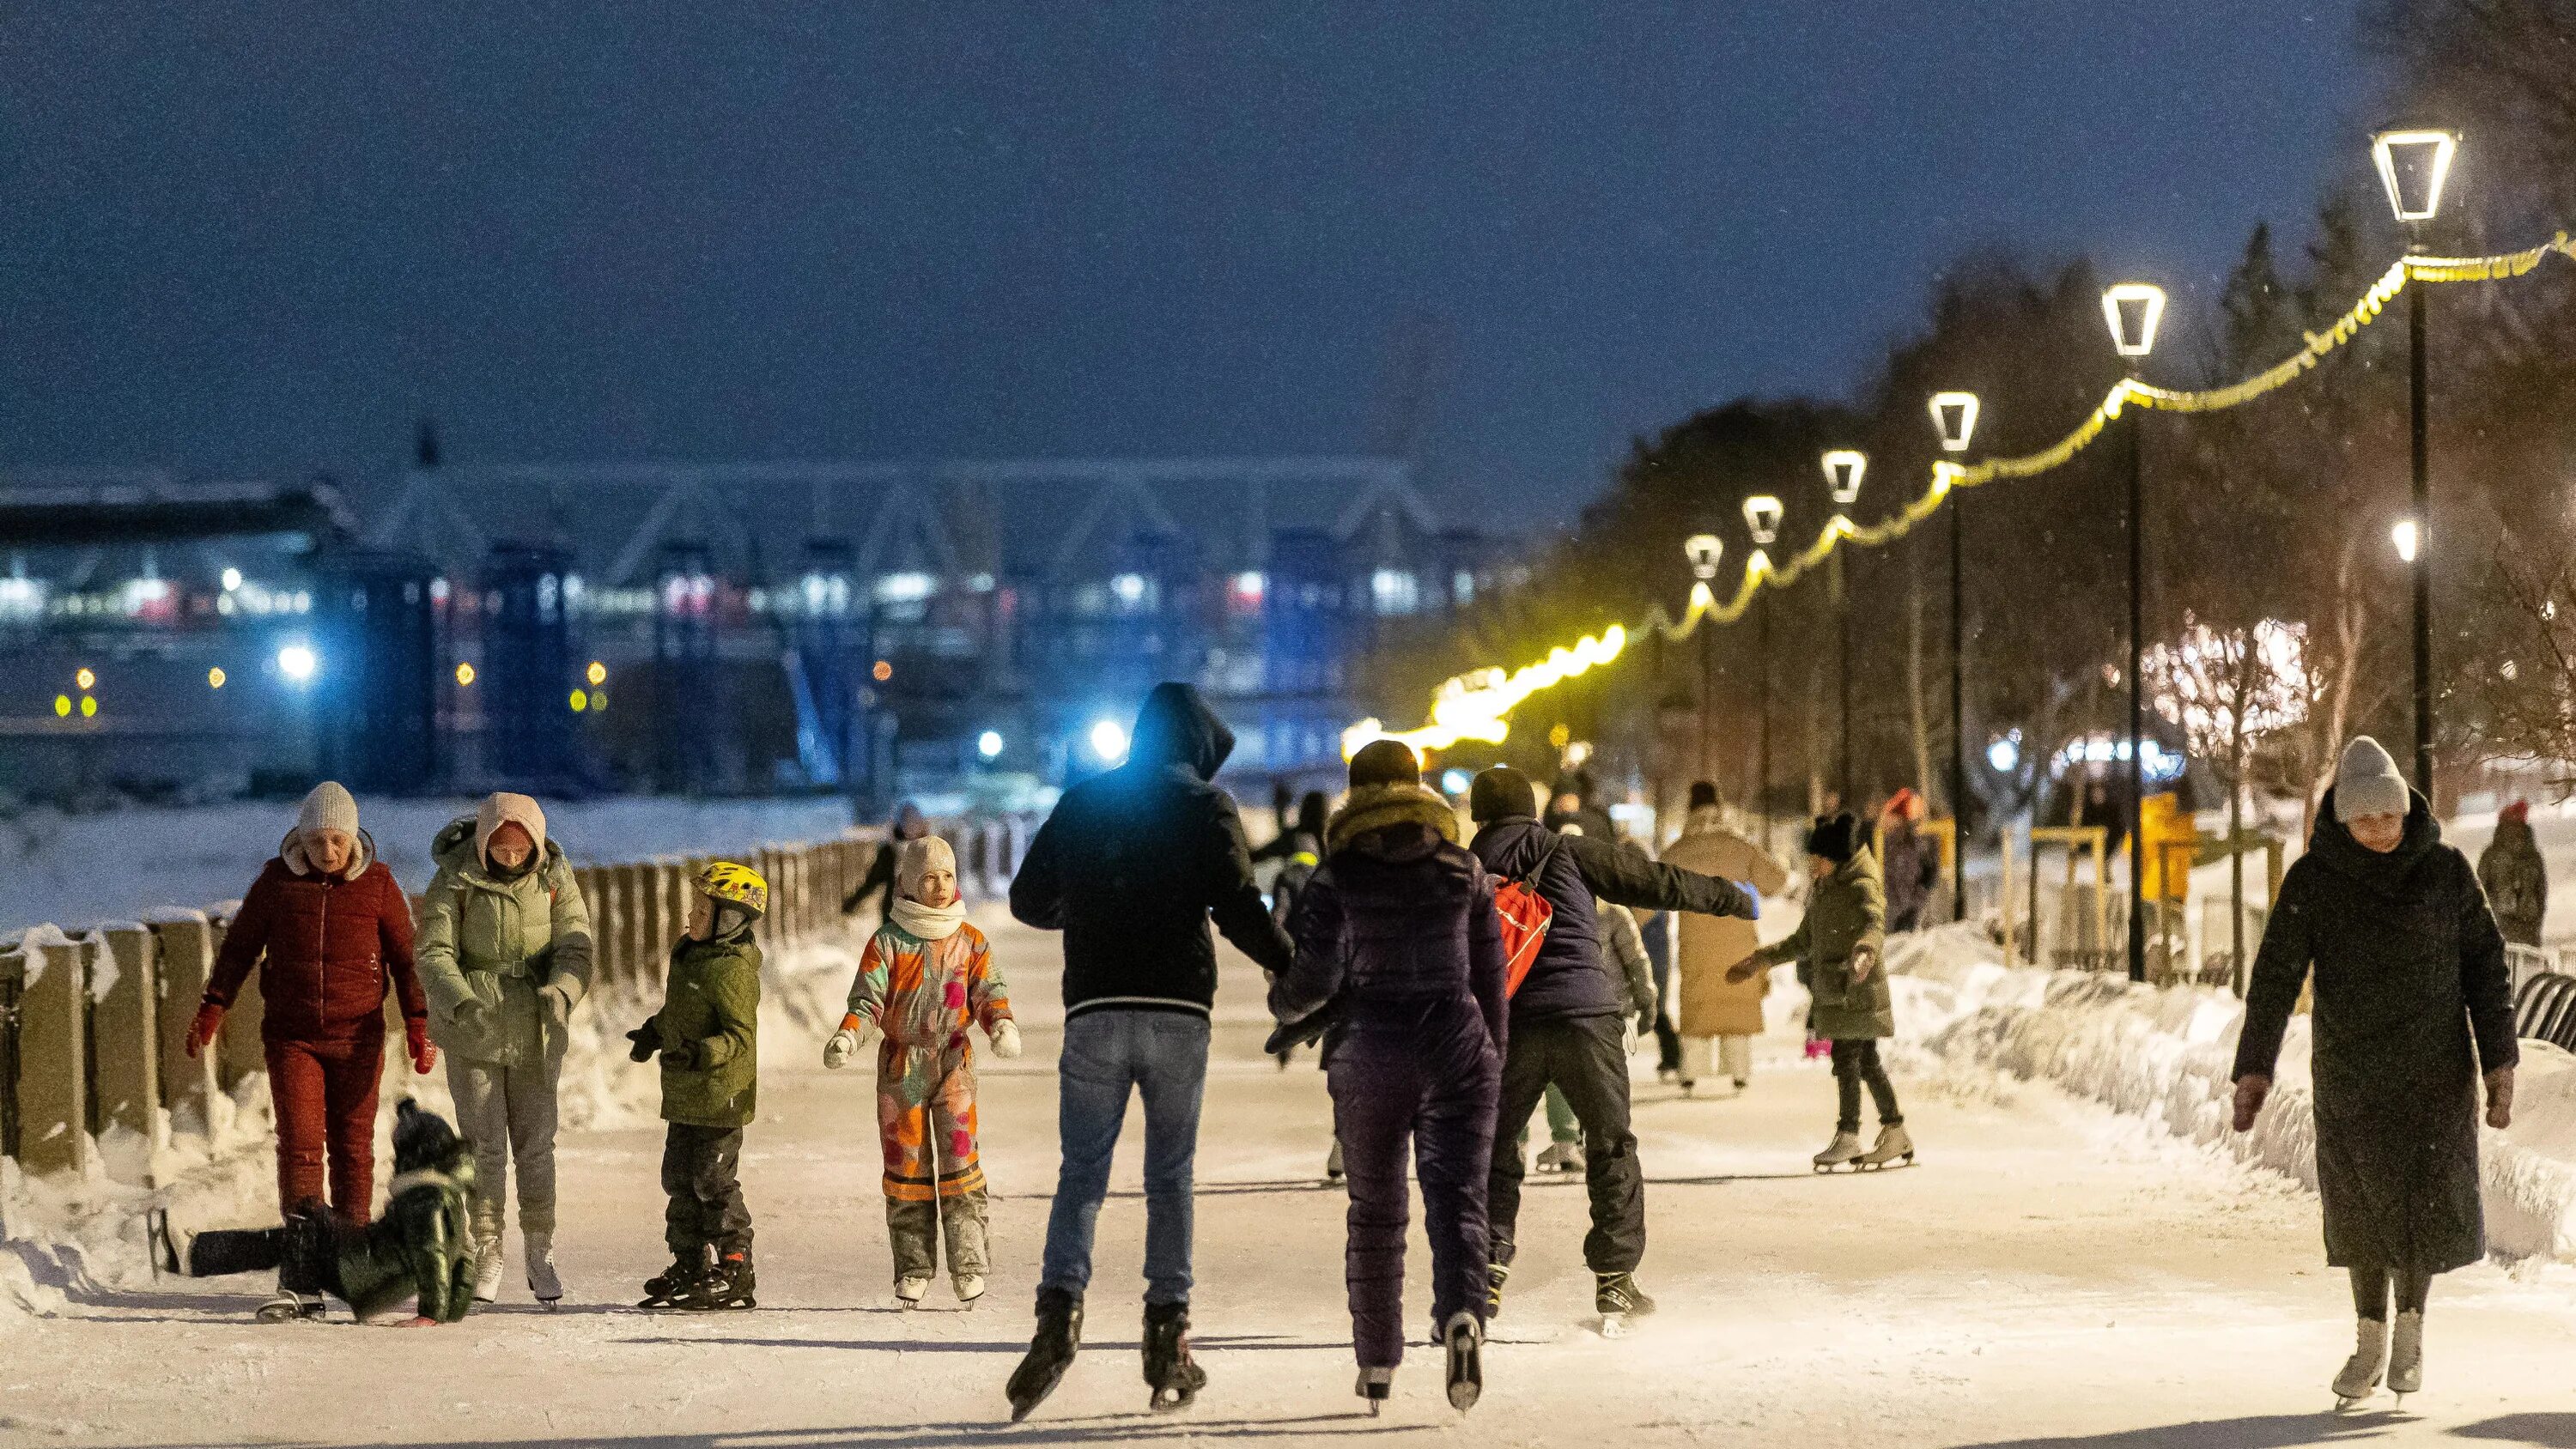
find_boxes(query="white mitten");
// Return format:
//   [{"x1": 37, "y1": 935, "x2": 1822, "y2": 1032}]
[
  {"x1": 989, "y1": 1019, "x2": 1024, "y2": 1060},
  {"x1": 823, "y1": 1028, "x2": 859, "y2": 1070}
]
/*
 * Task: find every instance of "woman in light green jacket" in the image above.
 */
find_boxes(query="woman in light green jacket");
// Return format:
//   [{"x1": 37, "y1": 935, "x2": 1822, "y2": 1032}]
[{"x1": 415, "y1": 792, "x2": 593, "y2": 1307}]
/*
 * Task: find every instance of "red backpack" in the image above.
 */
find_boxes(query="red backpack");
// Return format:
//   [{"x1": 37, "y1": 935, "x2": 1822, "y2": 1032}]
[{"x1": 1494, "y1": 836, "x2": 1565, "y2": 999}]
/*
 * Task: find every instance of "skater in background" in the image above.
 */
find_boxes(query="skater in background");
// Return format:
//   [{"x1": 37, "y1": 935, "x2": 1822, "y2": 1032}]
[
  {"x1": 186, "y1": 782, "x2": 435, "y2": 1321},
  {"x1": 1267, "y1": 791, "x2": 1329, "y2": 931},
  {"x1": 169, "y1": 1100, "x2": 478, "y2": 1325},
  {"x1": 842, "y1": 801, "x2": 931, "y2": 928},
  {"x1": 629, "y1": 862, "x2": 766, "y2": 1312},
  {"x1": 1532, "y1": 825, "x2": 1656, "y2": 1173},
  {"x1": 1468, "y1": 766, "x2": 1759, "y2": 1331},
  {"x1": 1270, "y1": 741, "x2": 1505, "y2": 1414},
  {"x1": 2478, "y1": 799, "x2": 2548, "y2": 949},
  {"x1": 2230, "y1": 737, "x2": 2518, "y2": 1409},
  {"x1": 1728, "y1": 813, "x2": 1907, "y2": 1169},
  {"x1": 1641, "y1": 908, "x2": 1682, "y2": 1083},
  {"x1": 1005, "y1": 682, "x2": 1296, "y2": 1418},
  {"x1": 414, "y1": 791, "x2": 593, "y2": 1308},
  {"x1": 824, "y1": 835, "x2": 1022, "y2": 1309},
  {"x1": 1662, "y1": 782, "x2": 1789, "y2": 1094},
  {"x1": 1876, "y1": 788, "x2": 1941, "y2": 935}
]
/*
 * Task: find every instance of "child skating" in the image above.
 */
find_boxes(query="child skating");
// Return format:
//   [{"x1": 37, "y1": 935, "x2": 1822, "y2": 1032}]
[
  {"x1": 1728, "y1": 814, "x2": 1909, "y2": 1171},
  {"x1": 629, "y1": 861, "x2": 766, "y2": 1311},
  {"x1": 825, "y1": 836, "x2": 1021, "y2": 1308}
]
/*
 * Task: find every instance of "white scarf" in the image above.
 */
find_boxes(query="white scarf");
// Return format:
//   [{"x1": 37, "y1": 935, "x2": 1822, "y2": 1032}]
[{"x1": 890, "y1": 895, "x2": 969, "y2": 942}]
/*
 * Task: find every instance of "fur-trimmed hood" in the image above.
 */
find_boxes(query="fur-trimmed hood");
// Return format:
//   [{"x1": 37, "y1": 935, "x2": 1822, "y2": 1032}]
[
  {"x1": 1325, "y1": 782, "x2": 1461, "y2": 857},
  {"x1": 278, "y1": 827, "x2": 376, "y2": 882}
]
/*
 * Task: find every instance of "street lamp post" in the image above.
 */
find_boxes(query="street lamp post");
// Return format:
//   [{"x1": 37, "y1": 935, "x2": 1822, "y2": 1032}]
[
  {"x1": 1684, "y1": 533, "x2": 1725, "y2": 788},
  {"x1": 2105, "y1": 282, "x2": 2167, "y2": 985},
  {"x1": 1823, "y1": 450, "x2": 1867, "y2": 809},
  {"x1": 2374, "y1": 127, "x2": 2458, "y2": 801},
  {"x1": 1929, "y1": 392, "x2": 1980, "y2": 924},
  {"x1": 1745, "y1": 495, "x2": 1784, "y2": 853}
]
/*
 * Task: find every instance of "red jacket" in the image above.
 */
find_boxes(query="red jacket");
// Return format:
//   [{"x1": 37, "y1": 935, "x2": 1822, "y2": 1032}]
[{"x1": 208, "y1": 832, "x2": 427, "y2": 1046}]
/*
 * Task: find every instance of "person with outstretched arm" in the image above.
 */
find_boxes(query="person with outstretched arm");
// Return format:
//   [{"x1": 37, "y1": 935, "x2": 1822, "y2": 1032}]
[
  {"x1": 1466, "y1": 765, "x2": 1759, "y2": 1333},
  {"x1": 1004, "y1": 682, "x2": 1295, "y2": 1421}
]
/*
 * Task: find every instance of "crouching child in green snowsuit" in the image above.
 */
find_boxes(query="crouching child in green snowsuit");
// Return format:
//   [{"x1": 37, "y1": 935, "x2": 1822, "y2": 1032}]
[
  {"x1": 177, "y1": 1099, "x2": 477, "y2": 1325},
  {"x1": 629, "y1": 860, "x2": 765, "y2": 1311}
]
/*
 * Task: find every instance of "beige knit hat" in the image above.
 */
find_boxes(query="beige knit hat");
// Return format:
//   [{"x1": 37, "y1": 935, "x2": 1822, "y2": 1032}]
[
  {"x1": 296, "y1": 781, "x2": 360, "y2": 840},
  {"x1": 895, "y1": 836, "x2": 957, "y2": 900}
]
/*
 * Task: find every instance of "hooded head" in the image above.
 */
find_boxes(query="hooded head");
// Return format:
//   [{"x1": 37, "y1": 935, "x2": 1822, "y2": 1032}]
[
  {"x1": 1806, "y1": 813, "x2": 1860, "y2": 866},
  {"x1": 392, "y1": 1098, "x2": 467, "y2": 1176},
  {"x1": 2332, "y1": 736, "x2": 2409, "y2": 823},
  {"x1": 1348, "y1": 739, "x2": 1421, "y2": 791},
  {"x1": 1469, "y1": 766, "x2": 1539, "y2": 824},
  {"x1": 1127, "y1": 682, "x2": 1235, "y2": 781},
  {"x1": 2503, "y1": 799, "x2": 2532, "y2": 827},
  {"x1": 895, "y1": 835, "x2": 958, "y2": 906},
  {"x1": 1294, "y1": 791, "x2": 1329, "y2": 842},
  {"x1": 476, "y1": 791, "x2": 548, "y2": 876}
]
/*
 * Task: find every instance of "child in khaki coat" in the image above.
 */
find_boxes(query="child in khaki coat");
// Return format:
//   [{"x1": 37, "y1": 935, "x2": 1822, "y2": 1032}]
[{"x1": 826, "y1": 837, "x2": 1020, "y2": 1307}]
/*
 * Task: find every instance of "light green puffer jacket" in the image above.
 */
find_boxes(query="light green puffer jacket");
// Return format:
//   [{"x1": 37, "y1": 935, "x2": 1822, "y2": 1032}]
[{"x1": 415, "y1": 816, "x2": 594, "y2": 1067}]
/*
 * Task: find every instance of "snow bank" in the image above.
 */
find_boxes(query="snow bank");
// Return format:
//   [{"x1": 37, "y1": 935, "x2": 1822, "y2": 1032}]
[{"x1": 1874, "y1": 923, "x2": 2576, "y2": 1264}]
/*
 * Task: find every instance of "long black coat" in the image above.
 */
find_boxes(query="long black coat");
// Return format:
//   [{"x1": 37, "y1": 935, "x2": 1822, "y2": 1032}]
[{"x1": 2233, "y1": 789, "x2": 2519, "y2": 1274}]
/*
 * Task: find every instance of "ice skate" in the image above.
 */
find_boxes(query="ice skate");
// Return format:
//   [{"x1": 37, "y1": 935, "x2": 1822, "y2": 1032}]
[
  {"x1": 952, "y1": 1273, "x2": 985, "y2": 1308},
  {"x1": 682, "y1": 1252, "x2": 756, "y2": 1311},
  {"x1": 1484, "y1": 1261, "x2": 1510, "y2": 1319},
  {"x1": 1858, "y1": 1124, "x2": 1916, "y2": 1169},
  {"x1": 2388, "y1": 1309, "x2": 2423, "y2": 1403},
  {"x1": 255, "y1": 1287, "x2": 325, "y2": 1323},
  {"x1": 1594, "y1": 1270, "x2": 1656, "y2": 1338},
  {"x1": 1141, "y1": 1300, "x2": 1208, "y2": 1411},
  {"x1": 1677, "y1": 1076, "x2": 1696, "y2": 1097},
  {"x1": 637, "y1": 1252, "x2": 707, "y2": 1311},
  {"x1": 1442, "y1": 1310, "x2": 1483, "y2": 1412},
  {"x1": 1005, "y1": 1288, "x2": 1084, "y2": 1422},
  {"x1": 1355, "y1": 1365, "x2": 1393, "y2": 1416},
  {"x1": 1534, "y1": 1140, "x2": 1583, "y2": 1173},
  {"x1": 145, "y1": 1207, "x2": 183, "y2": 1280},
  {"x1": 524, "y1": 1231, "x2": 562, "y2": 1308},
  {"x1": 1325, "y1": 1140, "x2": 1345, "y2": 1182},
  {"x1": 1813, "y1": 1129, "x2": 1866, "y2": 1172},
  {"x1": 471, "y1": 1233, "x2": 507, "y2": 1304},
  {"x1": 2331, "y1": 1315, "x2": 2387, "y2": 1409},
  {"x1": 895, "y1": 1273, "x2": 932, "y2": 1308}
]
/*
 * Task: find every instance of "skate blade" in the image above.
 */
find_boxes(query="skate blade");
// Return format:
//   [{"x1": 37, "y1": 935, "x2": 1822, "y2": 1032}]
[{"x1": 1597, "y1": 1312, "x2": 1628, "y2": 1339}]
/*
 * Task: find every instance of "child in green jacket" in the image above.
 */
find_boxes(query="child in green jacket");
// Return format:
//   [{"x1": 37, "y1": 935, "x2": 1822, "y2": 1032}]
[{"x1": 629, "y1": 861, "x2": 766, "y2": 1311}]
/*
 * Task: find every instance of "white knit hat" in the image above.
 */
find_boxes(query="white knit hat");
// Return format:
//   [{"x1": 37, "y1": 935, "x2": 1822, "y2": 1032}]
[
  {"x1": 296, "y1": 781, "x2": 360, "y2": 840},
  {"x1": 2333, "y1": 737, "x2": 2409, "y2": 822}
]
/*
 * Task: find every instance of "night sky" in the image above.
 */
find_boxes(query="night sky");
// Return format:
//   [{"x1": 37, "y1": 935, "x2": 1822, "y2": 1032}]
[{"x1": 0, "y1": 3, "x2": 2379, "y2": 523}]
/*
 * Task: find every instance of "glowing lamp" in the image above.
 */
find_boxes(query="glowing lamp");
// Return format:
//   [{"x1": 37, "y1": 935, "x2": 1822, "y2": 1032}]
[
  {"x1": 81, "y1": 696, "x2": 97, "y2": 718},
  {"x1": 74, "y1": 667, "x2": 95, "y2": 691},
  {"x1": 207, "y1": 667, "x2": 227, "y2": 689},
  {"x1": 586, "y1": 660, "x2": 608, "y2": 687},
  {"x1": 1741, "y1": 495, "x2": 1783, "y2": 547},
  {"x1": 2372, "y1": 129, "x2": 2458, "y2": 223},
  {"x1": 569, "y1": 689, "x2": 588, "y2": 712},
  {"x1": 221, "y1": 567, "x2": 243, "y2": 592},
  {"x1": 1683, "y1": 533, "x2": 1724, "y2": 581},
  {"x1": 276, "y1": 642, "x2": 318, "y2": 683},
  {"x1": 1929, "y1": 392, "x2": 1980, "y2": 453},
  {"x1": 1821, "y1": 450, "x2": 1867, "y2": 506},
  {"x1": 2102, "y1": 283, "x2": 2166, "y2": 358},
  {"x1": 977, "y1": 730, "x2": 1005, "y2": 761},
  {"x1": 53, "y1": 694, "x2": 70, "y2": 718},
  {"x1": 454, "y1": 662, "x2": 476, "y2": 687},
  {"x1": 2392, "y1": 518, "x2": 2421, "y2": 563},
  {"x1": 1090, "y1": 718, "x2": 1130, "y2": 763}
]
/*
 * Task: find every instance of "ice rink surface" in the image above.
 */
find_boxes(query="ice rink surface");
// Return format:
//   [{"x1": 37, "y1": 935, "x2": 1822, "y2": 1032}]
[{"x1": 11, "y1": 914, "x2": 2576, "y2": 1448}]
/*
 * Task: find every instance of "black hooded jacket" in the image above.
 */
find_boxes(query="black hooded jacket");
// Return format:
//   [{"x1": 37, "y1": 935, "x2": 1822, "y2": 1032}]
[
  {"x1": 1472, "y1": 810, "x2": 1758, "y2": 1022},
  {"x1": 1012, "y1": 682, "x2": 1295, "y2": 1018}
]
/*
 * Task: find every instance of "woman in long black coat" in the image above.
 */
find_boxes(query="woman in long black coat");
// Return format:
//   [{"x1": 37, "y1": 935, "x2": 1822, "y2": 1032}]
[{"x1": 2231, "y1": 737, "x2": 2518, "y2": 1409}]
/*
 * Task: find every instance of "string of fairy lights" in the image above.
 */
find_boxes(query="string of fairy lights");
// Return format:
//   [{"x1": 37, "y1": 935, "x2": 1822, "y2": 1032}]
[{"x1": 1340, "y1": 221, "x2": 2576, "y2": 761}]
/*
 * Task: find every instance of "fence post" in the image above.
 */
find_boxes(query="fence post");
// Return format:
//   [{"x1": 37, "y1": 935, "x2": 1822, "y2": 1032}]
[
  {"x1": 147, "y1": 910, "x2": 222, "y2": 1137},
  {"x1": 16, "y1": 930, "x2": 89, "y2": 1177},
  {"x1": 611, "y1": 864, "x2": 644, "y2": 986},
  {"x1": 206, "y1": 910, "x2": 267, "y2": 1092},
  {"x1": 0, "y1": 946, "x2": 24, "y2": 1167},
  {"x1": 91, "y1": 922, "x2": 163, "y2": 1168}
]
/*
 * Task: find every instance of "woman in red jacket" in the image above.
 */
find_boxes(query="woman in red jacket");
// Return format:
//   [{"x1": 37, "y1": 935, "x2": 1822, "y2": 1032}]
[{"x1": 186, "y1": 782, "x2": 434, "y2": 1316}]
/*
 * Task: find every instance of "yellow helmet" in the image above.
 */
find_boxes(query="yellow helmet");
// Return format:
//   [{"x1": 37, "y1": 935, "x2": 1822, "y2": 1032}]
[{"x1": 695, "y1": 861, "x2": 769, "y2": 919}]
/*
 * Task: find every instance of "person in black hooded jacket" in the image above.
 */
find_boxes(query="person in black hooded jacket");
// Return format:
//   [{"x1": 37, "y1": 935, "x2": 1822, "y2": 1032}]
[
  {"x1": 1467, "y1": 764, "x2": 1759, "y2": 1329},
  {"x1": 1005, "y1": 682, "x2": 1293, "y2": 1419}
]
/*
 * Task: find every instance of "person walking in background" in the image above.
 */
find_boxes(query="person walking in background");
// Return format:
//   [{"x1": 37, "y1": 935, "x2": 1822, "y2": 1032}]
[
  {"x1": 2231, "y1": 737, "x2": 2518, "y2": 1410},
  {"x1": 1728, "y1": 814, "x2": 1905, "y2": 1170},
  {"x1": 1662, "y1": 783, "x2": 1789, "y2": 1095},
  {"x1": 824, "y1": 834, "x2": 1020, "y2": 1310},
  {"x1": 842, "y1": 801, "x2": 932, "y2": 927},
  {"x1": 1641, "y1": 908, "x2": 1682, "y2": 1082},
  {"x1": 1270, "y1": 741, "x2": 1506, "y2": 1414},
  {"x1": 1004, "y1": 682, "x2": 1295, "y2": 1419},
  {"x1": 630, "y1": 862, "x2": 766, "y2": 1312},
  {"x1": 1532, "y1": 824, "x2": 1656, "y2": 1173},
  {"x1": 2478, "y1": 799, "x2": 2548, "y2": 949},
  {"x1": 414, "y1": 791, "x2": 593, "y2": 1308},
  {"x1": 1467, "y1": 766, "x2": 1759, "y2": 1332},
  {"x1": 1877, "y1": 788, "x2": 1941, "y2": 934},
  {"x1": 185, "y1": 782, "x2": 434, "y2": 1321}
]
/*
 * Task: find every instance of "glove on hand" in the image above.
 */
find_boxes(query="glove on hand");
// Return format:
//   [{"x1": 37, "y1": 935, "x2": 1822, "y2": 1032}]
[
  {"x1": 659, "y1": 1045, "x2": 696, "y2": 1070},
  {"x1": 989, "y1": 1019, "x2": 1024, "y2": 1060},
  {"x1": 626, "y1": 1024, "x2": 658, "y2": 1064},
  {"x1": 1735, "y1": 880, "x2": 1763, "y2": 921},
  {"x1": 824, "y1": 1012, "x2": 877, "y2": 1070},
  {"x1": 538, "y1": 984, "x2": 574, "y2": 1031},
  {"x1": 184, "y1": 1003, "x2": 226, "y2": 1059},
  {"x1": 405, "y1": 1020, "x2": 439, "y2": 1076}
]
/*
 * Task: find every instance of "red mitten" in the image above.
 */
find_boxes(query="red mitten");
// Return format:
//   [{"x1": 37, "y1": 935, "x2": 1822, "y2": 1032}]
[
  {"x1": 406, "y1": 1020, "x2": 439, "y2": 1076},
  {"x1": 184, "y1": 1003, "x2": 225, "y2": 1059}
]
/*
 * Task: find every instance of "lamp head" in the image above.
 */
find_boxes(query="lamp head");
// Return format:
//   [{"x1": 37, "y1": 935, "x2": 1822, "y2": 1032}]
[
  {"x1": 1929, "y1": 391, "x2": 1980, "y2": 453},
  {"x1": 2372, "y1": 129, "x2": 2458, "y2": 223},
  {"x1": 1821, "y1": 450, "x2": 1867, "y2": 506},
  {"x1": 1742, "y1": 495, "x2": 1784, "y2": 547},
  {"x1": 2102, "y1": 283, "x2": 2166, "y2": 359},
  {"x1": 1683, "y1": 533, "x2": 1724, "y2": 581}
]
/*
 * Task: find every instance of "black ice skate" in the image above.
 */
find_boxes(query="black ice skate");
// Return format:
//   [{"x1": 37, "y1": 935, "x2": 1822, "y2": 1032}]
[
  {"x1": 1141, "y1": 1300, "x2": 1208, "y2": 1411},
  {"x1": 1007, "y1": 1288, "x2": 1084, "y2": 1422},
  {"x1": 682, "y1": 1252, "x2": 756, "y2": 1311},
  {"x1": 1355, "y1": 1365, "x2": 1393, "y2": 1416},
  {"x1": 636, "y1": 1252, "x2": 708, "y2": 1311},
  {"x1": 1594, "y1": 1271, "x2": 1656, "y2": 1338},
  {"x1": 1443, "y1": 1310, "x2": 1483, "y2": 1412}
]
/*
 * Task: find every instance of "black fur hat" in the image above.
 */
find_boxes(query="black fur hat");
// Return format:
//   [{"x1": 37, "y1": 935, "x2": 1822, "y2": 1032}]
[
  {"x1": 1805, "y1": 812, "x2": 1860, "y2": 865},
  {"x1": 392, "y1": 1097, "x2": 465, "y2": 1175}
]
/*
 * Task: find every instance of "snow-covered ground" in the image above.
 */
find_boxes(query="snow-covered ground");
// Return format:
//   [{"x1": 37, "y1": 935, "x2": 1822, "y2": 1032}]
[
  {"x1": 0, "y1": 794, "x2": 863, "y2": 936},
  {"x1": 14, "y1": 911, "x2": 2576, "y2": 1446}
]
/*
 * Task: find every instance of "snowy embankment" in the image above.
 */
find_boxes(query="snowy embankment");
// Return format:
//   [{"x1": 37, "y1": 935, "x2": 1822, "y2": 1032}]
[
  {"x1": 1858, "y1": 924, "x2": 2576, "y2": 1264},
  {"x1": 0, "y1": 906, "x2": 894, "y2": 1329}
]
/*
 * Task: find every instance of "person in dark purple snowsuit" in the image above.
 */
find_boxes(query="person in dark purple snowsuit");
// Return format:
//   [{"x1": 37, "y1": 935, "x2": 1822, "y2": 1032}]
[{"x1": 1270, "y1": 740, "x2": 1506, "y2": 1415}]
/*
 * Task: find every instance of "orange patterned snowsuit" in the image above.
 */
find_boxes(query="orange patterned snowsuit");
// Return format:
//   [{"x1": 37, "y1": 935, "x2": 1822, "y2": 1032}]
[{"x1": 847, "y1": 919, "x2": 1010, "y2": 1278}]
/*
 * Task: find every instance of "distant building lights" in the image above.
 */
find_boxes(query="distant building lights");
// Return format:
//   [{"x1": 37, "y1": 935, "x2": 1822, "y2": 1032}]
[
  {"x1": 586, "y1": 660, "x2": 607, "y2": 686},
  {"x1": 1090, "y1": 718, "x2": 1130, "y2": 763},
  {"x1": 455, "y1": 662, "x2": 477, "y2": 687},
  {"x1": 977, "y1": 730, "x2": 1005, "y2": 761},
  {"x1": 74, "y1": 667, "x2": 94, "y2": 691},
  {"x1": 207, "y1": 667, "x2": 227, "y2": 689},
  {"x1": 276, "y1": 642, "x2": 318, "y2": 683}
]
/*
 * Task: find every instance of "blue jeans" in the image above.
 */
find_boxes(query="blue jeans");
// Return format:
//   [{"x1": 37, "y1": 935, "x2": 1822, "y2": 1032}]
[{"x1": 1039, "y1": 1009, "x2": 1211, "y2": 1305}]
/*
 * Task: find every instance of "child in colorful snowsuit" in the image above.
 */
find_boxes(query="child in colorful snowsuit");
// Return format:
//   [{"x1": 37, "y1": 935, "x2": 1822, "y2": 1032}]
[
  {"x1": 629, "y1": 861, "x2": 765, "y2": 1311},
  {"x1": 826, "y1": 835, "x2": 1021, "y2": 1307}
]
